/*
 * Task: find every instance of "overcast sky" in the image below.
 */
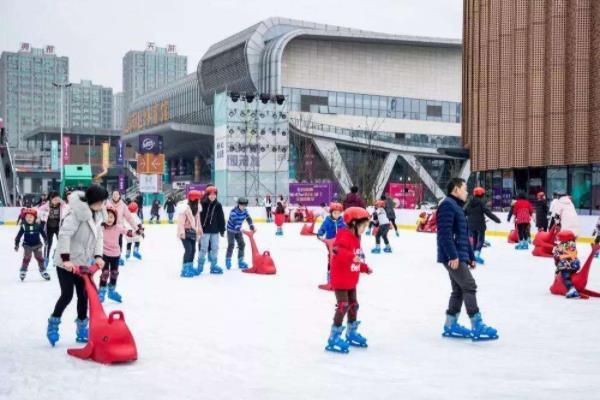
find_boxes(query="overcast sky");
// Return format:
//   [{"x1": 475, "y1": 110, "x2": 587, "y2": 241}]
[{"x1": 1, "y1": 0, "x2": 463, "y2": 92}]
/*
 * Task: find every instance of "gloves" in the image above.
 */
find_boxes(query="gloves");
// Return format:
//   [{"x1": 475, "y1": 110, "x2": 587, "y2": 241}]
[
  {"x1": 73, "y1": 265, "x2": 91, "y2": 275},
  {"x1": 14, "y1": 243, "x2": 19, "y2": 251}
]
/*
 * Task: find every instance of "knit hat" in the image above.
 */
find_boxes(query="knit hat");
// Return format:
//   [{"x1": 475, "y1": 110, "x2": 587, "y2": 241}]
[{"x1": 84, "y1": 184, "x2": 108, "y2": 205}]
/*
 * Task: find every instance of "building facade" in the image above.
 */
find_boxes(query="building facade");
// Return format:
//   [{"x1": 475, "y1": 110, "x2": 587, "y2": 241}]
[
  {"x1": 463, "y1": 0, "x2": 600, "y2": 213},
  {"x1": 113, "y1": 92, "x2": 124, "y2": 130},
  {"x1": 67, "y1": 80, "x2": 113, "y2": 130},
  {"x1": 0, "y1": 43, "x2": 69, "y2": 148}
]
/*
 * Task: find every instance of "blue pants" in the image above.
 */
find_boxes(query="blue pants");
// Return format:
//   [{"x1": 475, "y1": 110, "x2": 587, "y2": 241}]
[
  {"x1": 561, "y1": 270, "x2": 574, "y2": 290},
  {"x1": 469, "y1": 230, "x2": 485, "y2": 252},
  {"x1": 181, "y1": 238, "x2": 196, "y2": 263},
  {"x1": 199, "y1": 233, "x2": 219, "y2": 260},
  {"x1": 167, "y1": 212, "x2": 174, "y2": 222}
]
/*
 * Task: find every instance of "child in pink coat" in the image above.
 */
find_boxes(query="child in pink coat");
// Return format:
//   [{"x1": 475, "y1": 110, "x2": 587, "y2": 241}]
[{"x1": 178, "y1": 190, "x2": 203, "y2": 277}]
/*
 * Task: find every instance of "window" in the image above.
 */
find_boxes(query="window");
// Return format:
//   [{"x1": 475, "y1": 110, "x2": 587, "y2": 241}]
[
  {"x1": 426, "y1": 105, "x2": 442, "y2": 118},
  {"x1": 592, "y1": 165, "x2": 600, "y2": 215},
  {"x1": 547, "y1": 168, "x2": 567, "y2": 199},
  {"x1": 569, "y1": 166, "x2": 591, "y2": 214}
]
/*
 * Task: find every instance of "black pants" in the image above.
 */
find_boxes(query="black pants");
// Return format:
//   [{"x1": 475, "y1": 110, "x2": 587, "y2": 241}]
[
  {"x1": 375, "y1": 223, "x2": 390, "y2": 245},
  {"x1": 444, "y1": 262, "x2": 479, "y2": 318},
  {"x1": 265, "y1": 207, "x2": 272, "y2": 221},
  {"x1": 389, "y1": 217, "x2": 398, "y2": 232},
  {"x1": 52, "y1": 267, "x2": 87, "y2": 320},
  {"x1": 333, "y1": 289, "x2": 358, "y2": 326},
  {"x1": 517, "y1": 223, "x2": 529, "y2": 241},
  {"x1": 126, "y1": 242, "x2": 140, "y2": 251},
  {"x1": 21, "y1": 244, "x2": 45, "y2": 271},
  {"x1": 100, "y1": 256, "x2": 120, "y2": 287},
  {"x1": 470, "y1": 230, "x2": 485, "y2": 252},
  {"x1": 181, "y1": 238, "x2": 196, "y2": 263},
  {"x1": 150, "y1": 213, "x2": 159, "y2": 222},
  {"x1": 45, "y1": 225, "x2": 60, "y2": 259},
  {"x1": 226, "y1": 231, "x2": 245, "y2": 259}
]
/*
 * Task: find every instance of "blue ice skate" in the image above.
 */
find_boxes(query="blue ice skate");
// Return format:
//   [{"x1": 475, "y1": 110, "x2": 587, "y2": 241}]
[
  {"x1": 180, "y1": 262, "x2": 195, "y2": 278},
  {"x1": 209, "y1": 255, "x2": 223, "y2": 274},
  {"x1": 125, "y1": 249, "x2": 131, "y2": 260},
  {"x1": 395, "y1": 231, "x2": 400, "y2": 237},
  {"x1": 325, "y1": 325, "x2": 350, "y2": 354},
  {"x1": 75, "y1": 318, "x2": 89, "y2": 343},
  {"x1": 98, "y1": 286, "x2": 107, "y2": 303},
  {"x1": 442, "y1": 314, "x2": 472, "y2": 339},
  {"x1": 225, "y1": 257, "x2": 232, "y2": 270},
  {"x1": 196, "y1": 256, "x2": 205, "y2": 275},
  {"x1": 133, "y1": 249, "x2": 142, "y2": 260},
  {"x1": 118, "y1": 258, "x2": 125, "y2": 266},
  {"x1": 108, "y1": 285, "x2": 122, "y2": 303},
  {"x1": 383, "y1": 245, "x2": 392, "y2": 253},
  {"x1": 44, "y1": 258, "x2": 49, "y2": 268},
  {"x1": 346, "y1": 321, "x2": 368, "y2": 348},
  {"x1": 566, "y1": 287, "x2": 580, "y2": 299},
  {"x1": 366, "y1": 228, "x2": 372, "y2": 236},
  {"x1": 474, "y1": 250, "x2": 485, "y2": 265},
  {"x1": 46, "y1": 316, "x2": 60, "y2": 346},
  {"x1": 238, "y1": 258, "x2": 249, "y2": 269},
  {"x1": 470, "y1": 313, "x2": 499, "y2": 341},
  {"x1": 275, "y1": 228, "x2": 283, "y2": 236},
  {"x1": 19, "y1": 267, "x2": 26, "y2": 282},
  {"x1": 371, "y1": 245, "x2": 381, "y2": 254},
  {"x1": 39, "y1": 268, "x2": 51, "y2": 281}
]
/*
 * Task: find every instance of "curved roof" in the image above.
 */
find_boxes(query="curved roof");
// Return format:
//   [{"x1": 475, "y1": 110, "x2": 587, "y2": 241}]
[{"x1": 197, "y1": 17, "x2": 461, "y2": 103}]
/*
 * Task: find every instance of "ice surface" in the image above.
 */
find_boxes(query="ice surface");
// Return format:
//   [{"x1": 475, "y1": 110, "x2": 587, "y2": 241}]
[{"x1": 1, "y1": 223, "x2": 599, "y2": 400}]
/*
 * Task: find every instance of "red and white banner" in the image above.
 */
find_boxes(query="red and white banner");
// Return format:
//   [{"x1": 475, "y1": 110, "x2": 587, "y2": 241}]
[{"x1": 62, "y1": 137, "x2": 71, "y2": 165}]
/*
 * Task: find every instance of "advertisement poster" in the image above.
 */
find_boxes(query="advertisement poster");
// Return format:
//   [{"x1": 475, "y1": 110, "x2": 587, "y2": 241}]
[
  {"x1": 387, "y1": 183, "x2": 424, "y2": 209},
  {"x1": 288, "y1": 183, "x2": 335, "y2": 206},
  {"x1": 51, "y1": 140, "x2": 59, "y2": 170},
  {"x1": 62, "y1": 136, "x2": 70, "y2": 165}
]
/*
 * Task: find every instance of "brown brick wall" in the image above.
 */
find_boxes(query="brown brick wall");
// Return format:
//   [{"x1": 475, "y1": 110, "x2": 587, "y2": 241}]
[{"x1": 463, "y1": 0, "x2": 600, "y2": 171}]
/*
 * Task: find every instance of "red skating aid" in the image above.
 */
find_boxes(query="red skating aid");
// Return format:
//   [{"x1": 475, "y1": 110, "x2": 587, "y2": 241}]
[
  {"x1": 242, "y1": 230, "x2": 276, "y2": 275},
  {"x1": 532, "y1": 226, "x2": 557, "y2": 258},
  {"x1": 549, "y1": 244, "x2": 600, "y2": 298}
]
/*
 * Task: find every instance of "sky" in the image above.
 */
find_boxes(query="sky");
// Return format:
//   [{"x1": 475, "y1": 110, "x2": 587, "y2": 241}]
[{"x1": 0, "y1": 0, "x2": 463, "y2": 92}]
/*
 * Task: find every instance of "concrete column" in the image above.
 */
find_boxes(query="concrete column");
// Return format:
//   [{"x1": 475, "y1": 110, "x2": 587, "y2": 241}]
[
  {"x1": 400, "y1": 154, "x2": 445, "y2": 200},
  {"x1": 312, "y1": 137, "x2": 353, "y2": 194},
  {"x1": 459, "y1": 159, "x2": 471, "y2": 182},
  {"x1": 372, "y1": 151, "x2": 398, "y2": 200}
]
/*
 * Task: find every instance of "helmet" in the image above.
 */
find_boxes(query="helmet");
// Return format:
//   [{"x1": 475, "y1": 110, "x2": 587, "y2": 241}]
[
  {"x1": 329, "y1": 202, "x2": 343, "y2": 212},
  {"x1": 343, "y1": 207, "x2": 370, "y2": 225},
  {"x1": 205, "y1": 186, "x2": 218, "y2": 195},
  {"x1": 23, "y1": 208, "x2": 37, "y2": 218},
  {"x1": 557, "y1": 230, "x2": 576, "y2": 243},
  {"x1": 187, "y1": 190, "x2": 203, "y2": 202},
  {"x1": 536, "y1": 192, "x2": 545, "y2": 200},
  {"x1": 473, "y1": 187, "x2": 485, "y2": 196},
  {"x1": 127, "y1": 202, "x2": 138, "y2": 213},
  {"x1": 237, "y1": 197, "x2": 249, "y2": 205},
  {"x1": 419, "y1": 211, "x2": 427, "y2": 218},
  {"x1": 375, "y1": 200, "x2": 385, "y2": 208}
]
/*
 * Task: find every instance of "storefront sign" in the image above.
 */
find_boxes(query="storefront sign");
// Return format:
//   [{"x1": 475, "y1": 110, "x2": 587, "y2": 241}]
[
  {"x1": 62, "y1": 137, "x2": 70, "y2": 165},
  {"x1": 139, "y1": 174, "x2": 161, "y2": 193}
]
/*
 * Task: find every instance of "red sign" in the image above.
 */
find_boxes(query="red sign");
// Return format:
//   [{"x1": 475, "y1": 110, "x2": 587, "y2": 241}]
[
  {"x1": 387, "y1": 183, "x2": 424, "y2": 209},
  {"x1": 62, "y1": 137, "x2": 70, "y2": 165}
]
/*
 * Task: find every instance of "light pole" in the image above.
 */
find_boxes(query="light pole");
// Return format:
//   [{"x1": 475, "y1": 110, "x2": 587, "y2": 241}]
[{"x1": 53, "y1": 82, "x2": 71, "y2": 183}]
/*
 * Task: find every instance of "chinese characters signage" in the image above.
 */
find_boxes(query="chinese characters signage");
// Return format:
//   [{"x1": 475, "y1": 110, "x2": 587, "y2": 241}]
[{"x1": 124, "y1": 100, "x2": 169, "y2": 135}]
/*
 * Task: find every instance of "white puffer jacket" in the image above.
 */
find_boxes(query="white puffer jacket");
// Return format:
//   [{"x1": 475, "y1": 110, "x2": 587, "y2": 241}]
[
  {"x1": 54, "y1": 192, "x2": 105, "y2": 269},
  {"x1": 553, "y1": 196, "x2": 579, "y2": 236}
]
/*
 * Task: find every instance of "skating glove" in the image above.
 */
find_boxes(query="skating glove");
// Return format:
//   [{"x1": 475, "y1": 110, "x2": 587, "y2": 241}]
[{"x1": 73, "y1": 265, "x2": 91, "y2": 275}]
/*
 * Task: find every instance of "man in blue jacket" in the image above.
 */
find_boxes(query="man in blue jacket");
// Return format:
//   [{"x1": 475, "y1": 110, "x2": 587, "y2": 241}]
[{"x1": 437, "y1": 177, "x2": 498, "y2": 341}]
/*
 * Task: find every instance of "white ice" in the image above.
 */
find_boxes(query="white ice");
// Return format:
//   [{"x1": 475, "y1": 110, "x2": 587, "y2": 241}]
[{"x1": 1, "y1": 223, "x2": 600, "y2": 400}]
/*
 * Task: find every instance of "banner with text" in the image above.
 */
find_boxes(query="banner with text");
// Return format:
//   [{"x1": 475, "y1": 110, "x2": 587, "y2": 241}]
[{"x1": 288, "y1": 182, "x2": 335, "y2": 206}]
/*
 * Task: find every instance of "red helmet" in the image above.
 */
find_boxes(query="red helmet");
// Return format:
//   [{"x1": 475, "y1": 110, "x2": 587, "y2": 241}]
[
  {"x1": 536, "y1": 192, "x2": 545, "y2": 200},
  {"x1": 23, "y1": 208, "x2": 37, "y2": 218},
  {"x1": 205, "y1": 186, "x2": 218, "y2": 195},
  {"x1": 187, "y1": 190, "x2": 203, "y2": 201},
  {"x1": 343, "y1": 207, "x2": 370, "y2": 225},
  {"x1": 557, "y1": 230, "x2": 576, "y2": 243},
  {"x1": 473, "y1": 187, "x2": 485, "y2": 196},
  {"x1": 329, "y1": 202, "x2": 343, "y2": 212},
  {"x1": 375, "y1": 200, "x2": 385, "y2": 208},
  {"x1": 127, "y1": 202, "x2": 138, "y2": 213}
]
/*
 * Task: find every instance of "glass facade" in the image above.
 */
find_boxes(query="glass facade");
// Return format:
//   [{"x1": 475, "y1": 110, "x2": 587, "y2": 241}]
[
  {"x1": 283, "y1": 87, "x2": 461, "y2": 123},
  {"x1": 67, "y1": 80, "x2": 113, "y2": 130}
]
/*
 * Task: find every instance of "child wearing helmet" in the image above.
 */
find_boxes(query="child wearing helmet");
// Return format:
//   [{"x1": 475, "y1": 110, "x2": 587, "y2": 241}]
[
  {"x1": 316, "y1": 202, "x2": 346, "y2": 290},
  {"x1": 198, "y1": 186, "x2": 226, "y2": 274},
  {"x1": 14, "y1": 208, "x2": 49, "y2": 282},
  {"x1": 178, "y1": 190, "x2": 204, "y2": 277},
  {"x1": 325, "y1": 207, "x2": 373, "y2": 353},
  {"x1": 553, "y1": 230, "x2": 582, "y2": 298},
  {"x1": 225, "y1": 197, "x2": 255, "y2": 270},
  {"x1": 464, "y1": 187, "x2": 500, "y2": 264},
  {"x1": 124, "y1": 202, "x2": 144, "y2": 262},
  {"x1": 371, "y1": 200, "x2": 391, "y2": 254}
]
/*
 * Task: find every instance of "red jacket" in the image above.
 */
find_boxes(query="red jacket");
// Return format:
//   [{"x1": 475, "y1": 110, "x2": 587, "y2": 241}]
[
  {"x1": 330, "y1": 228, "x2": 369, "y2": 290},
  {"x1": 513, "y1": 199, "x2": 533, "y2": 224}
]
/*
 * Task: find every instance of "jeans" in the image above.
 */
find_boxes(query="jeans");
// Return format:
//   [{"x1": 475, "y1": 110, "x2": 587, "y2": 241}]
[
  {"x1": 469, "y1": 230, "x2": 485, "y2": 252},
  {"x1": 226, "y1": 231, "x2": 245, "y2": 259},
  {"x1": 199, "y1": 233, "x2": 220, "y2": 261},
  {"x1": 375, "y1": 224, "x2": 390, "y2": 245},
  {"x1": 167, "y1": 212, "x2": 174, "y2": 222},
  {"x1": 181, "y1": 238, "x2": 196, "y2": 263},
  {"x1": 444, "y1": 261, "x2": 479, "y2": 317}
]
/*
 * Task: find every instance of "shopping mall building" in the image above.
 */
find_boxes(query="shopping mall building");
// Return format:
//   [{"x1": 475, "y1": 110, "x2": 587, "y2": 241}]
[
  {"x1": 124, "y1": 17, "x2": 465, "y2": 204},
  {"x1": 463, "y1": 0, "x2": 600, "y2": 214}
]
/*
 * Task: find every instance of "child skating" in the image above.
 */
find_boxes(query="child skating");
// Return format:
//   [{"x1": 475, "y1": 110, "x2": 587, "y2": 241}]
[
  {"x1": 225, "y1": 197, "x2": 255, "y2": 270},
  {"x1": 316, "y1": 202, "x2": 346, "y2": 290},
  {"x1": 371, "y1": 200, "x2": 391, "y2": 254},
  {"x1": 38, "y1": 191, "x2": 67, "y2": 268},
  {"x1": 326, "y1": 207, "x2": 373, "y2": 353},
  {"x1": 511, "y1": 192, "x2": 533, "y2": 250},
  {"x1": 177, "y1": 190, "x2": 203, "y2": 277},
  {"x1": 553, "y1": 230, "x2": 583, "y2": 298},
  {"x1": 198, "y1": 186, "x2": 226, "y2": 274},
  {"x1": 124, "y1": 202, "x2": 143, "y2": 261},
  {"x1": 14, "y1": 208, "x2": 49, "y2": 281}
]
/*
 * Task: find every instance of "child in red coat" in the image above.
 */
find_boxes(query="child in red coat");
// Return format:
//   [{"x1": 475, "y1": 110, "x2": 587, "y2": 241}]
[
  {"x1": 511, "y1": 192, "x2": 533, "y2": 250},
  {"x1": 326, "y1": 207, "x2": 373, "y2": 353}
]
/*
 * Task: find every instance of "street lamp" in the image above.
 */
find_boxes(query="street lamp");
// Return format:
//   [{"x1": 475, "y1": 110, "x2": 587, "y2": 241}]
[{"x1": 53, "y1": 82, "x2": 72, "y2": 183}]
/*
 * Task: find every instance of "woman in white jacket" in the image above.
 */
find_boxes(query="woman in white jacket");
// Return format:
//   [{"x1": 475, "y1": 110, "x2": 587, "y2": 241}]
[
  {"x1": 552, "y1": 194, "x2": 580, "y2": 236},
  {"x1": 46, "y1": 185, "x2": 108, "y2": 347}
]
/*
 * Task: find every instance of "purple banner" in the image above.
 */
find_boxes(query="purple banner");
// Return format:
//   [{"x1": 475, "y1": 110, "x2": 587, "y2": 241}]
[
  {"x1": 186, "y1": 183, "x2": 207, "y2": 194},
  {"x1": 139, "y1": 134, "x2": 163, "y2": 154},
  {"x1": 116, "y1": 139, "x2": 124, "y2": 166},
  {"x1": 288, "y1": 182, "x2": 335, "y2": 206},
  {"x1": 118, "y1": 174, "x2": 126, "y2": 192}
]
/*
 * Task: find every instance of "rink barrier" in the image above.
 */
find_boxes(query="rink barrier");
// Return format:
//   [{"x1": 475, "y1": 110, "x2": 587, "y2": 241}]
[{"x1": 1, "y1": 206, "x2": 597, "y2": 243}]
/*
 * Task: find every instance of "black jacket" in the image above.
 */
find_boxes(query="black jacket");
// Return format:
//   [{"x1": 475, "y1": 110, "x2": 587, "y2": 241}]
[
  {"x1": 200, "y1": 199, "x2": 225, "y2": 234},
  {"x1": 464, "y1": 196, "x2": 501, "y2": 231},
  {"x1": 534, "y1": 199, "x2": 549, "y2": 228},
  {"x1": 164, "y1": 199, "x2": 176, "y2": 213}
]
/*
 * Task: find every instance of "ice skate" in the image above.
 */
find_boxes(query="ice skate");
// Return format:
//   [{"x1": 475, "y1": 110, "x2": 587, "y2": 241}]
[
  {"x1": 346, "y1": 321, "x2": 368, "y2": 348},
  {"x1": 442, "y1": 314, "x2": 472, "y2": 339},
  {"x1": 470, "y1": 313, "x2": 499, "y2": 341},
  {"x1": 325, "y1": 325, "x2": 350, "y2": 354}
]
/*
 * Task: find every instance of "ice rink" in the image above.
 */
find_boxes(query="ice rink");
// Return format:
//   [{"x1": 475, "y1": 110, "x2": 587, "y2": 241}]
[{"x1": 1, "y1": 222, "x2": 600, "y2": 400}]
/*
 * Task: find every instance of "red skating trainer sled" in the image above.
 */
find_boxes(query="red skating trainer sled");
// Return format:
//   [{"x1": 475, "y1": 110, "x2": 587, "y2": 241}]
[
  {"x1": 67, "y1": 264, "x2": 138, "y2": 364},
  {"x1": 242, "y1": 230, "x2": 276, "y2": 274},
  {"x1": 416, "y1": 211, "x2": 437, "y2": 233},
  {"x1": 550, "y1": 244, "x2": 600, "y2": 298},
  {"x1": 507, "y1": 225, "x2": 519, "y2": 243},
  {"x1": 300, "y1": 221, "x2": 316, "y2": 236},
  {"x1": 318, "y1": 237, "x2": 335, "y2": 291},
  {"x1": 532, "y1": 226, "x2": 558, "y2": 257}
]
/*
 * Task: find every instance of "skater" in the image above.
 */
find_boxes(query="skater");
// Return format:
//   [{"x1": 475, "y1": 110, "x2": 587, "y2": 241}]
[
  {"x1": 264, "y1": 193, "x2": 273, "y2": 222},
  {"x1": 46, "y1": 185, "x2": 108, "y2": 347},
  {"x1": 383, "y1": 194, "x2": 399, "y2": 237},
  {"x1": 164, "y1": 196, "x2": 176, "y2": 224},
  {"x1": 316, "y1": 202, "x2": 346, "y2": 289},
  {"x1": 108, "y1": 190, "x2": 141, "y2": 266},
  {"x1": 198, "y1": 186, "x2": 226, "y2": 274},
  {"x1": 551, "y1": 192, "x2": 579, "y2": 236},
  {"x1": 342, "y1": 186, "x2": 366, "y2": 210},
  {"x1": 38, "y1": 191, "x2": 67, "y2": 266},
  {"x1": 274, "y1": 201, "x2": 286, "y2": 235},
  {"x1": 553, "y1": 230, "x2": 582, "y2": 298},
  {"x1": 150, "y1": 199, "x2": 161, "y2": 224},
  {"x1": 366, "y1": 205, "x2": 378, "y2": 236},
  {"x1": 511, "y1": 192, "x2": 533, "y2": 250},
  {"x1": 437, "y1": 177, "x2": 498, "y2": 341},
  {"x1": 99, "y1": 204, "x2": 141, "y2": 303},
  {"x1": 14, "y1": 208, "x2": 49, "y2": 281},
  {"x1": 177, "y1": 190, "x2": 203, "y2": 277},
  {"x1": 548, "y1": 192, "x2": 560, "y2": 230},
  {"x1": 124, "y1": 202, "x2": 143, "y2": 261},
  {"x1": 226, "y1": 197, "x2": 255, "y2": 270},
  {"x1": 464, "y1": 186, "x2": 500, "y2": 264},
  {"x1": 371, "y1": 200, "x2": 391, "y2": 254},
  {"x1": 134, "y1": 194, "x2": 143, "y2": 222},
  {"x1": 534, "y1": 192, "x2": 549, "y2": 232},
  {"x1": 325, "y1": 207, "x2": 372, "y2": 353}
]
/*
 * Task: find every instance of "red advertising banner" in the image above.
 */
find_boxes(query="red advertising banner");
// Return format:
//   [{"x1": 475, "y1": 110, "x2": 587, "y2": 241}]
[
  {"x1": 62, "y1": 136, "x2": 71, "y2": 165},
  {"x1": 387, "y1": 182, "x2": 424, "y2": 209}
]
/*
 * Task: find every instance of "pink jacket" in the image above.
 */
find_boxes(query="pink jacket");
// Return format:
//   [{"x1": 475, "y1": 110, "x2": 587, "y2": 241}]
[
  {"x1": 109, "y1": 199, "x2": 138, "y2": 228},
  {"x1": 103, "y1": 224, "x2": 131, "y2": 257},
  {"x1": 37, "y1": 201, "x2": 68, "y2": 222},
  {"x1": 177, "y1": 204, "x2": 202, "y2": 239}
]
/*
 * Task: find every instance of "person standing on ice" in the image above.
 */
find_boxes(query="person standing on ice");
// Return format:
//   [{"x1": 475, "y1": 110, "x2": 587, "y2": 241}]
[
  {"x1": 108, "y1": 190, "x2": 141, "y2": 266},
  {"x1": 342, "y1": 186, "x2": 366, "y2": 210},
  {"x1": 177, "y1": 190, "x2": 203, "y2": 278},
  {"x1": 37, "y1": 191, "x2": 67, "y2": 267},
  {"x1": 371, "y1": 200, "x2": 392, "y2": 254},
  {"x1": 198, "y1": 186, "x2": 226, "y2": 275},
  {"x1": 124, "y1": 202, "x2": 144, "y2": 261},
  {"x1": 14, "y1": 208, "x2": 49, "y2": 281},
  {"x1": 510, "y1": 192, "x2": 534, "y2": 250},
  {"x1": 383, "y1": 194, "x2": 399, "y2": 237},
  {"x1": 325, "y1": 206, "x2": 372, "y2": 353},
  {"x1": 46, "y1": 185, "x2": 108, "y2": 347},
  {"x1": 225, "y1": 197, "x2": 255, "y2": 270},
  {"x1": 464, "y1": 187, "x2": 500, "y2": 264},
  {"x1": 264, "y1": 193, "x2": 273, "y2": 223},
  {"x1": 163, "y1": 195, "x2": 176, "y2": 224},
  {"x1": 534, "y1": 192, "x2": 549, "y2": 232},
  {"x1": 551, "y1": 192, "x2": 579, "y2": 236},
  {"x1": 316, "y1": 202, "x2": 346, "y2": 290},
  {"x1": 437, "y1": 177, "x2": 498, "y2": 341}
]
